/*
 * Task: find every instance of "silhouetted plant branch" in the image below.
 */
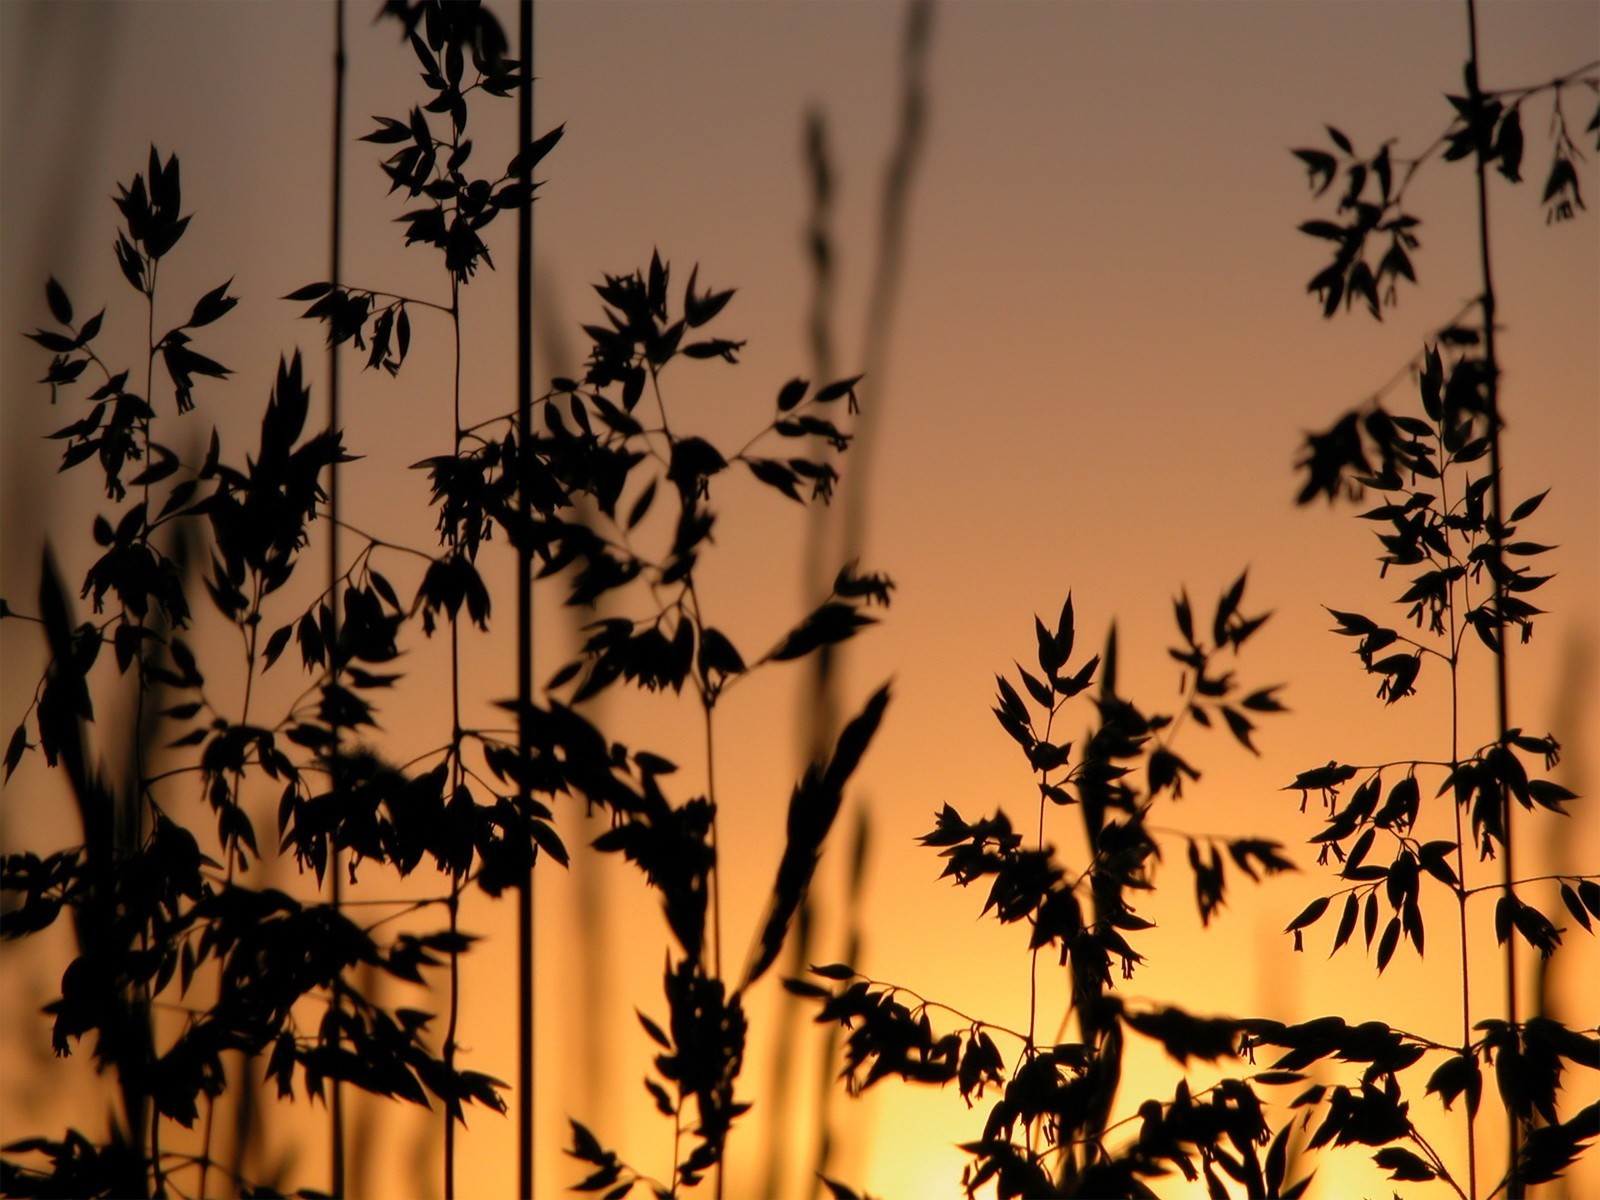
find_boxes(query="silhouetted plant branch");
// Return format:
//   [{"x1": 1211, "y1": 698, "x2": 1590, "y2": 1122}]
[
  {"x1": 326, "y1": 0, "x2": 349, "y2": 1190},
  {"x1": 3, "y1": 2, "x2": 572, "y2": 1194},
  {"x1": 1284, "y1": 4, "x2": 1598, "y2": 1198},
  {"x1": 789, "y1": 577, "x2": 1313, "y2": 1199},
  {"x1": 524, "y1": 247, "x2": 893, "y2": 1198}
]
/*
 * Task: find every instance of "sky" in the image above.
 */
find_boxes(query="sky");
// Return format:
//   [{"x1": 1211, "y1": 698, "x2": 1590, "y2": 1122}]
[{"x1": 2, "y1": 2, "x2": 1597, "y2": 1199}]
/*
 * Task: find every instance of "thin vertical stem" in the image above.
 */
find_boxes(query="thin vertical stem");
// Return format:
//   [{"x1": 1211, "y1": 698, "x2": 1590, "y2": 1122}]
[
  {"x1": 1453, "y1": 807, "x2": 1480, "y2": 1200},
  {"x1": 1441, "y1": 457, "x2": 1479, "y2": 1200},
  {"x1": 702, "y1": 697, "x2": 724, "y2": 978},
  {"x1": 763, "y1": 107, "x2": 835, "y2": 1200},
  {"x1": 702, "y1": 694, "x2": 725, "y2": 1200},
  {"x1": 836, "y1": 0, "x2": 933, "y2": 575},
  {"x1": 444, "y1": 882, "x2": 462, "y2": 1200},
  {"x1": 515, "y1": 2, "x2": 537, "y2": 1197},
  {"x1": 1463, "y1": 2, "x2": 1518, "y2": 1193},
  {"x1": 327, "y1": 3, "x2": 348, "y2": 1195},
  {"x1": 140, "y1": 256, "x2": 162, "y2": 1200},
  {"x1": 443, "y1": 276, "x2": 464, "y2": 1200},
  {"x1": 805, "y1": 0, "x2": 934, "y2": 766},
  {"x1": 798, "y1": 108, "x2": 840, "y2": 761}
]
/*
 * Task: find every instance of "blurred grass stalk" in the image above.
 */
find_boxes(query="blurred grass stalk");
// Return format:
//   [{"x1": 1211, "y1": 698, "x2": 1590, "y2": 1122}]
[{"x1": 763, "y1": 4, "x2": 935, "y2": 1198}]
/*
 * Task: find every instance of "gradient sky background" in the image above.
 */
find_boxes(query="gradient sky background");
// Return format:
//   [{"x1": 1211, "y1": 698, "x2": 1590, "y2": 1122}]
[{"x1": 2, "y1": 2, "x2": 1597, "y2": 1198}]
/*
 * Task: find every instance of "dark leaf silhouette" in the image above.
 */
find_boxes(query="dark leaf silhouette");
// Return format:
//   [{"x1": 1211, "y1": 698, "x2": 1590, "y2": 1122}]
[{"x1": 743, "y1": 685, "x2": 890, "y2": 990}]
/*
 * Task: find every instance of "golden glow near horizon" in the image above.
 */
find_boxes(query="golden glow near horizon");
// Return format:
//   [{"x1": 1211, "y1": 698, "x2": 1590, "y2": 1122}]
[{"x1": 2, "y1": 2, "x2": 1596, "y2": 1199}]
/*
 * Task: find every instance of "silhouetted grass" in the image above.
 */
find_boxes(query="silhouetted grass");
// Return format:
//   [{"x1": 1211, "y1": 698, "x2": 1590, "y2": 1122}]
[{"x1": 1, "y1": 3, "x2": 1596, "y2": 1200}]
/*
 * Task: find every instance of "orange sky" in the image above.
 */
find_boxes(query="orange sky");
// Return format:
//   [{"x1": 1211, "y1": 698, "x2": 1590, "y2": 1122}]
[{"x1": 2, "y1": 2, "x2": 1596, "y2": 1198}]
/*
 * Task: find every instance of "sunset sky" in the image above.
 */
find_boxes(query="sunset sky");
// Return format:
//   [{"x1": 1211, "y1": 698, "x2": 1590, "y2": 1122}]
[{"x1": 2, "y1": 2, "x2": 1596, "y2": 1198}]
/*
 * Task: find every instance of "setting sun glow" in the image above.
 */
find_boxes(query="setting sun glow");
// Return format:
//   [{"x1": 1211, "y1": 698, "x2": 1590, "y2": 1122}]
[{"x1": 2, "y1": 3, "x2": 1596, "y2": 1200}]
